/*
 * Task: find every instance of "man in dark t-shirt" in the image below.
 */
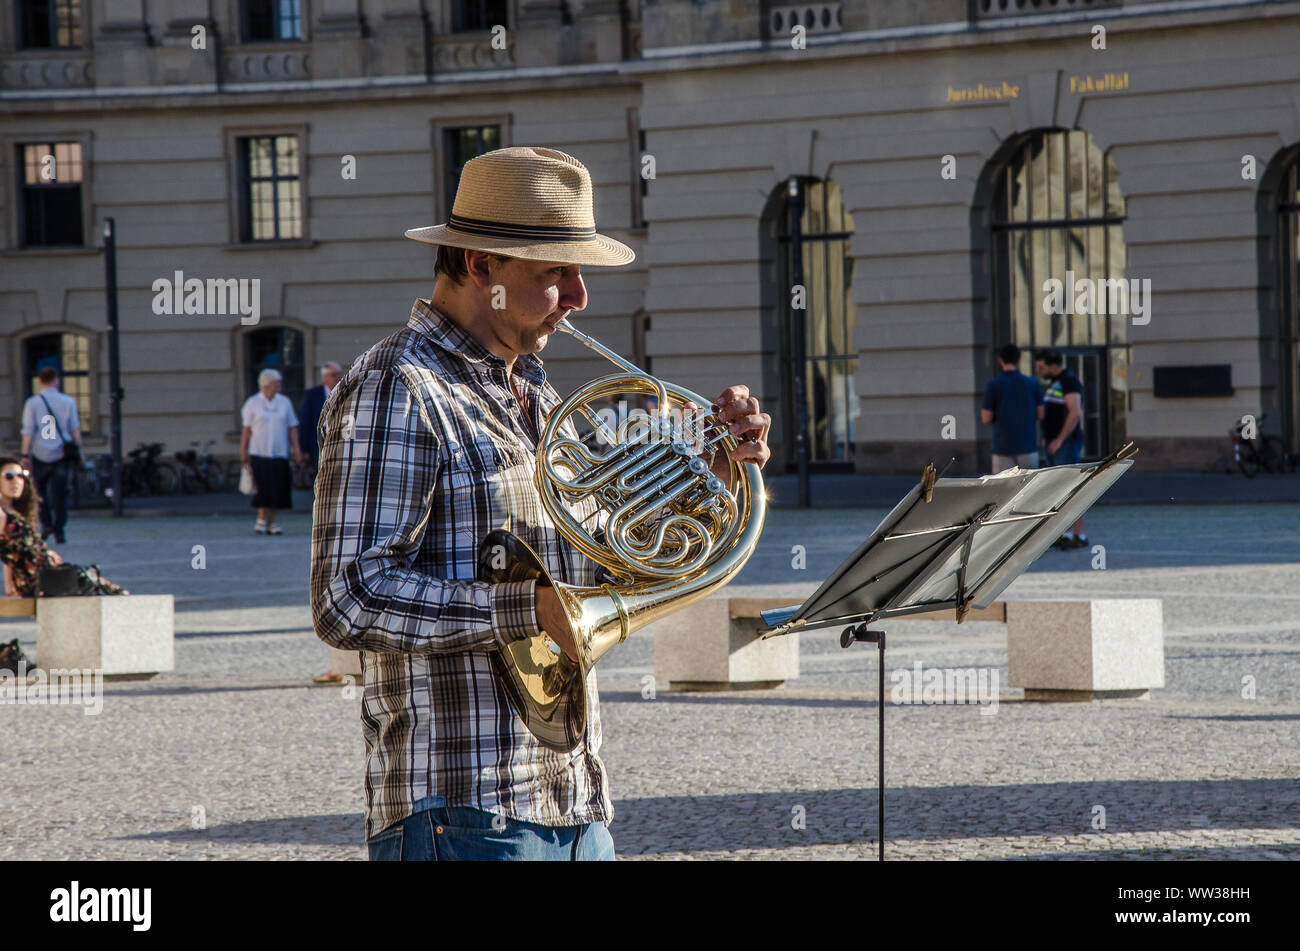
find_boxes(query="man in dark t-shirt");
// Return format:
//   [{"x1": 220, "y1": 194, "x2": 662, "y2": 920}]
[
  {"x1": 1035, "y1": 348, "x2": 1088, "y2": 549},
  {"x1": 981, "y1": 344, "x2": 1043, "y2": 472}
]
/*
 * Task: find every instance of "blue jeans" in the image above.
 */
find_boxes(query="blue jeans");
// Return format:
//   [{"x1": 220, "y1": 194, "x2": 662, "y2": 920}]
[
  {"x1": 32, "y1": 457, "x2": 69, "y2": 536},
  {"x1": 366, "y1": 796, "x2": 616, "y2": 861},
  {"x1": 1044, "y1": 437, "x2": 1083, "y2": 466}
]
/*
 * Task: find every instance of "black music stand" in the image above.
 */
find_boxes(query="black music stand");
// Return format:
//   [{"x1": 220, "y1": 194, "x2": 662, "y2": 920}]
[{"x1": 759, "y1": 444, "x2": 1137, "y2": 860}]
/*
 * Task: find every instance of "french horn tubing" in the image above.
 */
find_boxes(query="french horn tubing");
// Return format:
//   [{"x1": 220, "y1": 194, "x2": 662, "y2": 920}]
[{"x1": 477, "y1": 318, "x2": 766, "y2": 749}]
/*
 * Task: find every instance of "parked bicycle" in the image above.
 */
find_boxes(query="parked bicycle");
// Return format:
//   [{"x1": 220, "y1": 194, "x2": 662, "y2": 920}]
[
  {"x1": 70, "y1": 453, "x2": 115, "y2": 508},
  {"x1": 175, "y1": 440, "x2": 225, "y2": 493},
  {"x1": 1229, "y1": 413, "x2": 1290, "y2": 478},
  {"x1": 121, "y1": 442, "x2": 179, "y2": 496}
]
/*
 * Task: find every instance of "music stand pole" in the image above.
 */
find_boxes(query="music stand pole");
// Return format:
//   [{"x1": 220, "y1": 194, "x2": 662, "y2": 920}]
[{"x1": 843, "y1": 623, "x2": 886, "y2": 861}]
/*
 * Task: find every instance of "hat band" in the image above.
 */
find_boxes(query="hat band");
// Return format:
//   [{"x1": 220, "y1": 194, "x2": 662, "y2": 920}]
[{"x1": 447, "y1": 212, "x2": 597, "y2": 243}]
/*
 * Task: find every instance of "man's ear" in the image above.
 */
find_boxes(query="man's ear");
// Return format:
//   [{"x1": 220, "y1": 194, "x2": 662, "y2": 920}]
[{"x1": 464, "y1": 249, "x2": 495, "y2": 288}]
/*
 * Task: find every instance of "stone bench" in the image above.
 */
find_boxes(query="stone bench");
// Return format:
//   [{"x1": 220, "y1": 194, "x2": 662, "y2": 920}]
[
  {"x1": 37, "y1": 595, "x2": 175, "y2": 679},
  {"x1": 1006, "y1": 599, "x2": 1165, "y2": 700},
  {"x1": 654, "y1": 597, "x2": 801, "y2": 691},
  {"x1": 654, "y1": 595, "x2": 1164, "y2": 699},
  {"x1": 0, "y1": 597, "x2": 36, "y2": 618}
]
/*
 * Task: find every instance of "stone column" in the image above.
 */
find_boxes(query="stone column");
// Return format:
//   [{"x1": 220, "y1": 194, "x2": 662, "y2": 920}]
[
  {"x1": 514, "y1": 0, "x2": 567, "y2": 68},
  {"x1": 580, "y1": 0, "x2": 625, "y2": 63},
  {"x1": 368, "y1": 0, "x2": 430, "y2": 78},
  {"x1": 312, "y1": 0, "x2": 367, "y2": 79},
  {"x1": 158, "y1": 0, "x2": 220, "y2": 86},
  {"x1": 93, "y1": 0, "x2": 156, "y2": 86}
]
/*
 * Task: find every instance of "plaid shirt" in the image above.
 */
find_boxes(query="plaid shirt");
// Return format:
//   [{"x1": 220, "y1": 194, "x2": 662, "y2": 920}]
[{"x1": 310, "y1": 299, "x2": 612, "y2": 840}]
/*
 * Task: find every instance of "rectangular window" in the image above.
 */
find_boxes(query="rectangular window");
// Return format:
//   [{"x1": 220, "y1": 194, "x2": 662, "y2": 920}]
[
  {"x1": 18, "y1": 142, "x2": 84, "y2": 247},
  {"x1": 238, "y1": 135, "x2": 303, "y2": 241},
  {"x1": 24, "y1": 332, "x2": 93, "y2": 433},
  {"x1": 452, "y1": 0, "x2": 508, "y2": 32},
  {"x1": 17, "y1": 0, "x2": 83, "y2": 48},
  {"x1": 243, "y1": 0, "x2": 303, "y2": 42},
  {"x1": 442, "y1": 125, "x2": 501, "y2": 217}
]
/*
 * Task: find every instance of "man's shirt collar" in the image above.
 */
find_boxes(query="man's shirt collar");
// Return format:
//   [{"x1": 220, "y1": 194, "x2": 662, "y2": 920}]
[{"x1": 409, "y1": 298, "x2": 547, "y2": 386}]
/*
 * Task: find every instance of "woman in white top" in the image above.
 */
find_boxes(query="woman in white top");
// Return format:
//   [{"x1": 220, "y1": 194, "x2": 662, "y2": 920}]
[{"x1": 240, "y1": 368, "x2": 304, "y2": 535}]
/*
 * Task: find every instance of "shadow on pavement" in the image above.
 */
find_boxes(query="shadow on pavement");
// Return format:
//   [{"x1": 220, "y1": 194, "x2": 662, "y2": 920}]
[
  {"x1": 117, "y1": 813, "x2": 364, "y2": 847},
  {"x1": 1167, "y1": 713, "x2": 1300, "y2": 722},
  {"x1": 1013, "y1": 843, "x2": 1300, "y2": 860},
  {"x1": 611, "y1": 778, "x2": 1300, "y2": 856},
  {"x1": 601, "y1": 690, "x2": 877, "y2": 708}
]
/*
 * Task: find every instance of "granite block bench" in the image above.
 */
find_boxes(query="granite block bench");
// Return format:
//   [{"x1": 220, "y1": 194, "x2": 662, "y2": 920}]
[
  {"x1": 653, "y1": 595, "x2": 1165, "y2": 699},
  {"x1": 33, "y1": 595, "x2": 175, "y2": 679}
]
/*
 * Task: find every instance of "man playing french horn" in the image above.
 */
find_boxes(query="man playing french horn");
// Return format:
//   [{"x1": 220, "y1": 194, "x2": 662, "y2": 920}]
[{"x1": 310, "y1": 147, "x2": 771, "y2": 861}]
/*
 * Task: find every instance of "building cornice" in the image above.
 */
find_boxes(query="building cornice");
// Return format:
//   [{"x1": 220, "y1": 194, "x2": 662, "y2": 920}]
[{"x1": 1, "y1": 0, "x2": 1296, "y2": 111}]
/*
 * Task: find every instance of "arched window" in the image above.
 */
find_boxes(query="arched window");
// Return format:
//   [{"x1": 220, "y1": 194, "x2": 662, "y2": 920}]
[
  {"x1": 244, "y1": 326, "x2": 305, "y2": 410},
  {"x1": 1272, "y1": 151, "x2": 1300, "y2": 453},
  {"x1": 23, "y1": 331, "x2": 93, "y2": 433},
  {"x1": 989, "y1": 129, "x2": 1128, "y2": 460},
  {"x1": 762, "y1": 177, "x2": 858, "y2": 468}
]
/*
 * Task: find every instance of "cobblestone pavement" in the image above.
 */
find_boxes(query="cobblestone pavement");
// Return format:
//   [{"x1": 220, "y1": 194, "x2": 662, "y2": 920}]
[{"x1": 2, "y1": 501, "x2": 1297, "y2": 860}]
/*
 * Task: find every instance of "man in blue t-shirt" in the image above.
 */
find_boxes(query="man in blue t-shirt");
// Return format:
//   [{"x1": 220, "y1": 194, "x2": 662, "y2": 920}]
[{"x1": 981, "y1": 344, "x2": 1044, "y2": 473}]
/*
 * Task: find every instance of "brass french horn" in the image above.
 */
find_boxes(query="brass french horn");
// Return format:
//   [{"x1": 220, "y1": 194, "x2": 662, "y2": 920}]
[{"x1": 478, "y1": 318, "x2": 766, "y2": 749}]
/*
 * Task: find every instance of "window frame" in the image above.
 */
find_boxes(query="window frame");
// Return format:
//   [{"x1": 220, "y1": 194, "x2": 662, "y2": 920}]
[
  {"x1": 627, "y1": 107, "x2": 648, "y2": 231},
  {"x1": 1274, "y1": 152, "x2": 1300, "y2": 453},
  {"x1": 14, "y1": 0, "x2": 86, "y2": 50},
  {"x1": 449, "y1": 0, "x2": 511, "y2": 33},
  {"x1": 237, "y1": 0, "x2": 308, "y2": 44},
  {"x1": 773, "y1": 176, "x2": 859, "y2": 471},
  {"x1": 224, "y1": 125, "x2": 310, "y2": 246},
  {"x1": 2, "y1": 132, "x2": 94, "y2": 252},
  {"x1": 16, "y1": 326, "x2": 98, "y2": 437},
  {"x1": 987, "y1": 128, "x2": 1129, "y2": 462},
  {"x1": 241, "y1": 323, "x2": 308, "y2": 414},
  {"x1": 429, "y1": 116, "x2": 511, "y2": 224}
]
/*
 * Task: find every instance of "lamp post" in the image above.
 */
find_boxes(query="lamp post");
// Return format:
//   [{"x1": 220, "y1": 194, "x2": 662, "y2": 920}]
[
  {"x1": 103, "y1": 218, "x2": 123, "y2": 516},
  {"x1": 788, "y1": 177, "x2": 811, "y2": 508}
]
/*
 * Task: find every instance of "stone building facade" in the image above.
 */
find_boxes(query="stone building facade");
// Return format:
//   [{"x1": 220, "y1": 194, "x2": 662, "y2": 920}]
[{"x1": 3, "y1": 0, "x2": 1299, "y2": 476}]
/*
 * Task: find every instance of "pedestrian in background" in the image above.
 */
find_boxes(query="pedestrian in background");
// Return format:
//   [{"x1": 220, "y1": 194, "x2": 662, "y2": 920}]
[
  {"x1": 2, "y1": 457, "x2": 126, "y2": 597},
  {"x1": 19, "y1": 367, "x2": 82, "y2": 543},
  {"x1": 981, "y1": 344, "x2": 1043, "y2": 473},
  {"x1": 299, "y1": 361, "x2": 342, "y2": 468},
  {"x1": 240, "y1": 368, "x2": 304, "y2": 536},
  {"x1": 304, "y1": 361, "x2": 347, "y2": 684},
  {"x1": 1035, "y1": 348, "x2": 1089, "y2": 549}
]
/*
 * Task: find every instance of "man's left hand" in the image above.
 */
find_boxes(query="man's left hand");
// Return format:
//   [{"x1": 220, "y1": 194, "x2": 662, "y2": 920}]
[{"x1": 711, "y1": 385, "x2": 771, "y2": 472}]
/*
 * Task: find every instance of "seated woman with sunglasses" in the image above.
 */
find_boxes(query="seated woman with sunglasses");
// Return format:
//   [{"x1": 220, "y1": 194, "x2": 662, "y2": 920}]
[{"x1": 1, "y1": 457, "x2": 127, "y2": 598}]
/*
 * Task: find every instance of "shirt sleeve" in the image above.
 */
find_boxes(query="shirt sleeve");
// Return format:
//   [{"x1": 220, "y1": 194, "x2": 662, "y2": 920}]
[
  {"x1": 240, "y1": 397, "x2": 256, "y2": 428},
  {"x1": 1032, "y1": 379, "x2": 1044, "y2": 405},
  {"x1": 981, "y1": 379, "x2": 999, "y2": 412},
  {"x1": 66, "y1": 398, "x2": 81, "y2": 433},
  {"x1": 309, "y1": 368, "x2": 542, "y2": 655},
  {"x1": 20, "y1": 399, "x2": 36, "y2": 436},
  {"x1": 284, "y1": 395, "x2": 300, "y2": 429}
]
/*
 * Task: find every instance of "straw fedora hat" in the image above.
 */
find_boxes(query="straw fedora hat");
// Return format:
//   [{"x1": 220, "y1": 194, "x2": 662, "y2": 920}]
[{"x1": 405, "y1": 146, "x2": 635, "y2": 267}]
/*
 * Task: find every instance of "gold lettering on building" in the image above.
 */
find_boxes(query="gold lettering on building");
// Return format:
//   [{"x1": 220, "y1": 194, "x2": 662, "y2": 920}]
[
  {"x1": 945, "y1": 81, "x2": 1021, "y2": 103},
  {"x1": 1068, "y1": 72, "x2": 1130, "y2": 94}
]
